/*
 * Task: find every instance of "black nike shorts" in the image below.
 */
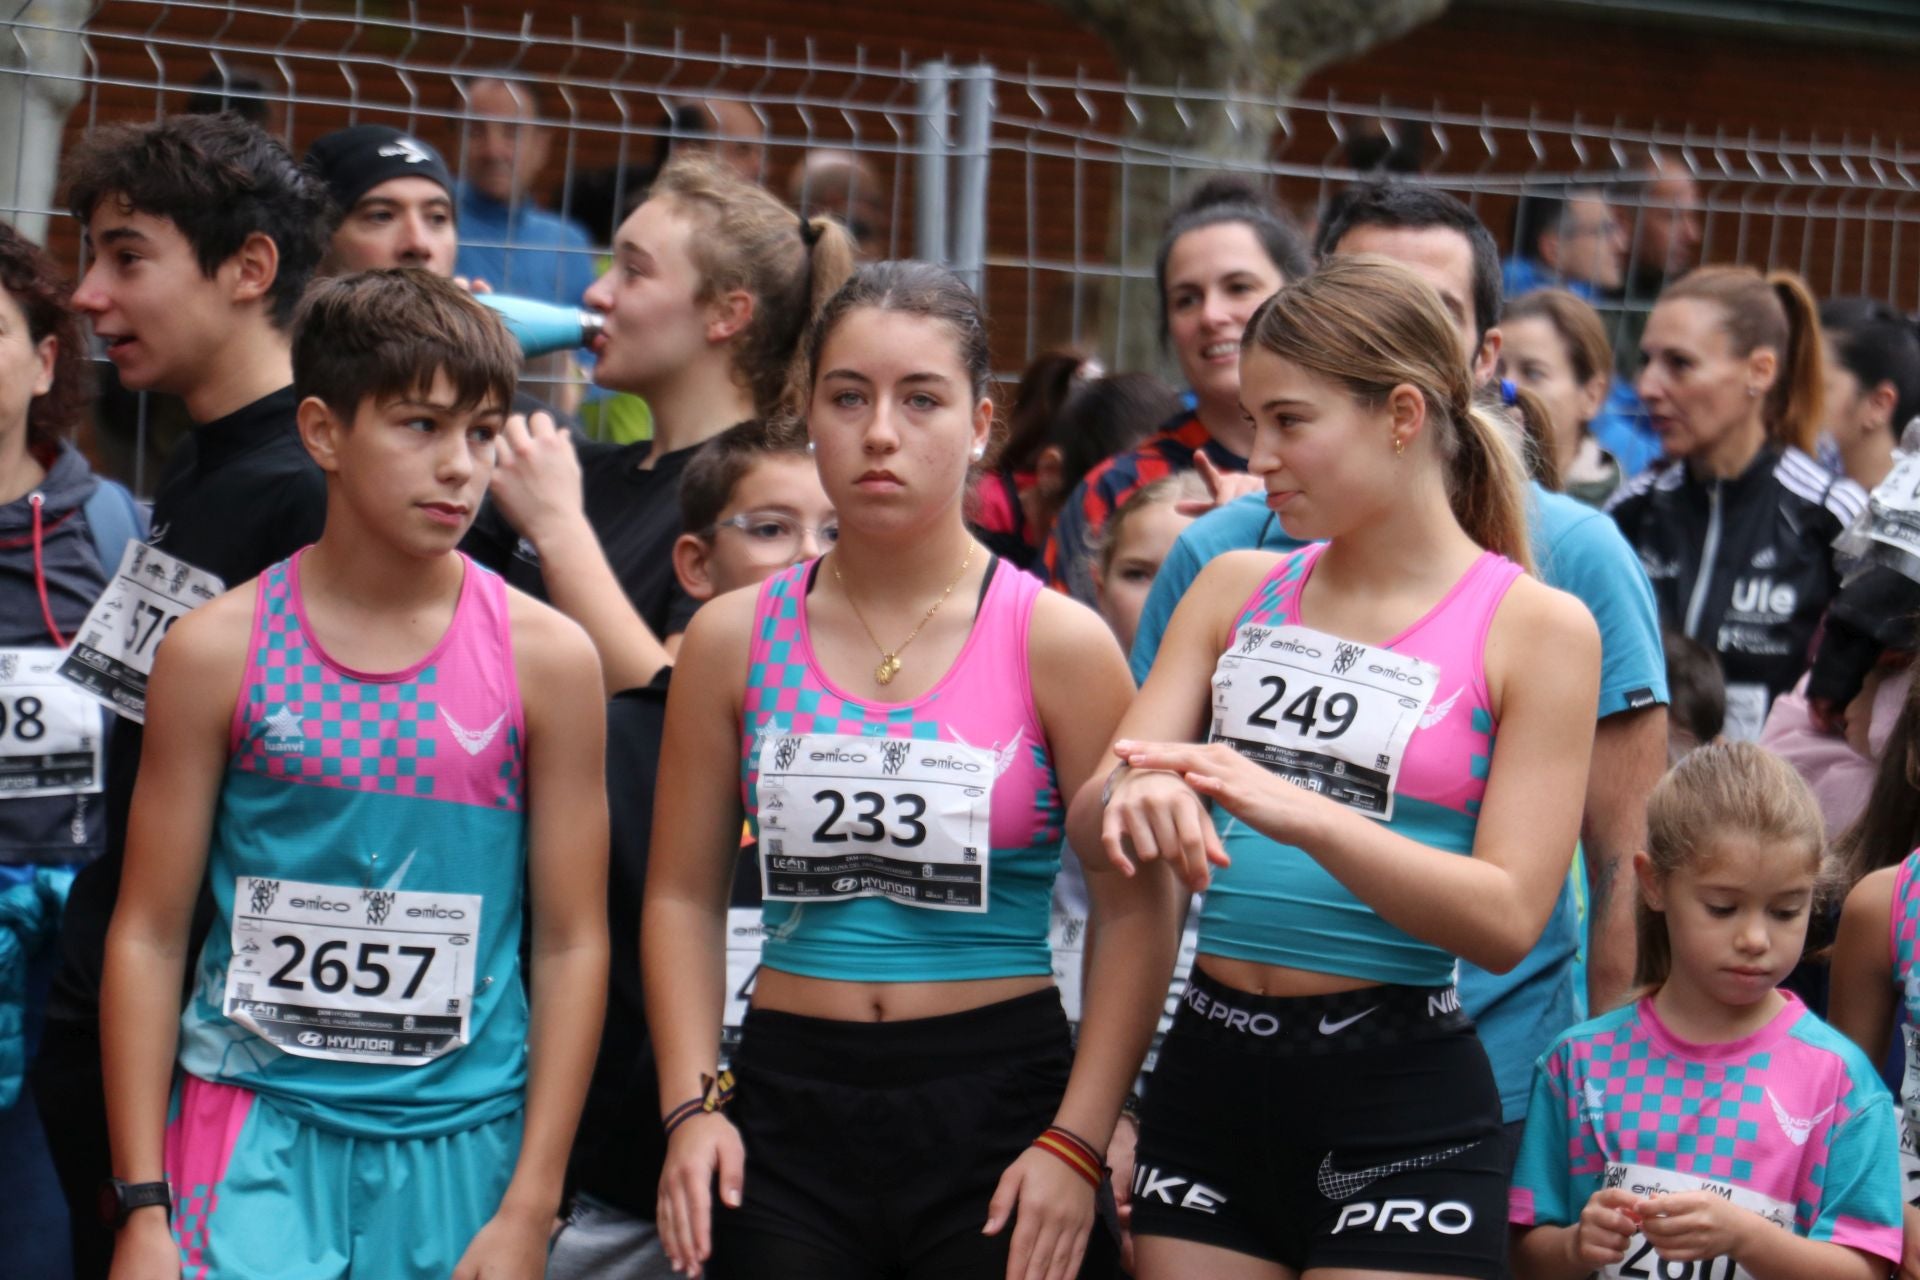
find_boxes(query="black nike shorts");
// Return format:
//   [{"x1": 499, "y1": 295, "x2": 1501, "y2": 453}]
[
  {"x1": 1130, "y1": 965, "x2": 1508, "y2": 1277},
  {"x1": 709, "y1": 989, "x2": 1119, "y2": 1280}
]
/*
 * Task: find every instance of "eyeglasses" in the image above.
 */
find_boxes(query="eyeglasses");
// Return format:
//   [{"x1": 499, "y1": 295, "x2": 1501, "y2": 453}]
[{"x1": 709, "y1": 511, "x2": 841, "y2": 562}]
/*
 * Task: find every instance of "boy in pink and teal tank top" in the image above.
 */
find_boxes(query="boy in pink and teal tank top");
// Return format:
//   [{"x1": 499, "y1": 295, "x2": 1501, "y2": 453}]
[{"x1": 100, "y1": 272, "x2": 609, "y2": 1280}]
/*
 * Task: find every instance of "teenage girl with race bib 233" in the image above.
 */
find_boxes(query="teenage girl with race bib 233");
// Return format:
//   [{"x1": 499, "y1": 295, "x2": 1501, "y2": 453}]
[{"x1": 643, "y1": 261, "x2": 1185, "y2": 1280}]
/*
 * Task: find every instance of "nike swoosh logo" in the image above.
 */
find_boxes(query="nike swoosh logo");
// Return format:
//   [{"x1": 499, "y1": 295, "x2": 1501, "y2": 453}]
[
  {"x1": 1317, "y1": 1006, "x2": 1378, "y2": 1036},
  {"x1": 1316, "y1": 1142, "x2": 1479, "y2": 1199}
]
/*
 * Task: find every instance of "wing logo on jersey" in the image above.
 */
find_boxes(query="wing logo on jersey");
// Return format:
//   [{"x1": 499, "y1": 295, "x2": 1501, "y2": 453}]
[
  {"x1": 441, "y1": 709, "x2": 506, "y2": 756},
  {"x1": 949, "y1": 727, "x2": 1026, "y2": 779},
  {"x1": 1765, "y1": 1088, "x2": 1836, "y2": 1146},
  {"x1": 1419, "y1": 688, "x2": 1463, "y2": 730}
]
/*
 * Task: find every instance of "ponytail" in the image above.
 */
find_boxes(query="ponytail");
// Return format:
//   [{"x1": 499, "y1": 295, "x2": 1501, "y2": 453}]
[
  {"x1": 1455, "y1": 398, "x2": 1537, "y2": 574},
  {"x1": 1768, "y1": 271, "x2": 1824, "y2": 456},
  {"x1": 773, "y1": 215, "x2": 857, "y2": 418},
  {"x1": 1661, "y1": 266, "x2": 1825, "y2": 457},
  {"x1": 1503, "y1": 380, "x2": 1563, "y2": 493}
]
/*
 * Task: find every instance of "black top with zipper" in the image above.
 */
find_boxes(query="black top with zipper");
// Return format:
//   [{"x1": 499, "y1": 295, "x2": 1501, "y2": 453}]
[{"x1": 1605, "y1": 445, "x2": 1865, "y2": 738}]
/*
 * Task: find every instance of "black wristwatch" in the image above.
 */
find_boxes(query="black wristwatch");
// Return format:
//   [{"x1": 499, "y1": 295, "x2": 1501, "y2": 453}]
[{"x1": 100, "y1": 1178, "x2": 171, "y2": 1228}]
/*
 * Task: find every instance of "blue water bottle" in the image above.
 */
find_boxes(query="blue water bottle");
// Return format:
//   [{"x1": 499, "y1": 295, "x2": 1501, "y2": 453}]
[{"x1": 474, "y1": 293, "x2": 604, "y2": 358}]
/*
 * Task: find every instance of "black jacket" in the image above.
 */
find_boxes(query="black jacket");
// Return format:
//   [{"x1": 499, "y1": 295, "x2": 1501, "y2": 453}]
[{"x1": 1606, "y1": 446, "x2": 1865, "y2": 738}]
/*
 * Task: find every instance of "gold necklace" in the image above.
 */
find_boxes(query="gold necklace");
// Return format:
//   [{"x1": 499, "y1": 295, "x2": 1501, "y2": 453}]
[{"x1": 831, "y1": 540, "x2": 976, "y2": 686}]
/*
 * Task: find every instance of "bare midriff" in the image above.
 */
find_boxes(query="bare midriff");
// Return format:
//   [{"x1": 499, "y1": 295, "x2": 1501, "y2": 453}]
[
  {"x1": 752, "y1": 968, "x2": 1054, "y2": 1022},
  {"x1": 1195, "y1": 954, "x2": 1386, "y2": 998}
]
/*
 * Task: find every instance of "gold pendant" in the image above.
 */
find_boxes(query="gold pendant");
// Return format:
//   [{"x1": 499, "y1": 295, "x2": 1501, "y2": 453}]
[{"x1": 875, "y1": 654, "x2": 901, "y2": 685}]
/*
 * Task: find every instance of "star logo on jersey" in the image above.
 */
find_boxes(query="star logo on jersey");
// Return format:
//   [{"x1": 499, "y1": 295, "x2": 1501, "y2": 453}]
[
  {"x1": 1419, "y1": 687, "x2": 1463, "y2": 729},
  {"x1": 441, "y1": 709, "x2": 506, "y2": 756},
  {"x1": 263, "y1": 705, "x2": 306, "y2": 754},
  {"x1": 1765, "y1": 1089, "x2": 1835, "y2": 1146},
  {"x1": 1583, "y1": 1079, "x2": 1607, "y2": 1123}
]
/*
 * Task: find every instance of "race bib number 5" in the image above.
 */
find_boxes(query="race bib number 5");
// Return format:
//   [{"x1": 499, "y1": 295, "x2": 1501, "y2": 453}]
[
  {"x1": 1210, "y1": 623, "x2": 1436, "y2": 820},
  {"x1": 756, "y1": 732, "x2": 993, "y2": 911},
  {"x1": 58, "y1": 542, "x2": 224, "y2": 723},
  {"x1": 1600, "y1": 1162, "x2": 1790, "y2": 1280},
  {"x1": 224, "y1": 876, "x2": 480, "y2": 1065}
]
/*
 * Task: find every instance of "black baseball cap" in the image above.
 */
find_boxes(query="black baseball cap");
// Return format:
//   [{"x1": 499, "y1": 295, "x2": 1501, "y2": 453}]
[{"x1": 305, "y1": 125, "x2": 454, "y2": 214}]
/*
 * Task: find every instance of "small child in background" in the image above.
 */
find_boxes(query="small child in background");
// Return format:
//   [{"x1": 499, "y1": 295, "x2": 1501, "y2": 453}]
[
  {"x1": 1665, "y1": 630, "x2": 1727, "y2": 764},
  {"x1": 1090, "y1": 472, "x2": 1207, "y2": 656},
  {"x1": 1508, "y1": 742, "x2": 1904, "y2": 1280}
]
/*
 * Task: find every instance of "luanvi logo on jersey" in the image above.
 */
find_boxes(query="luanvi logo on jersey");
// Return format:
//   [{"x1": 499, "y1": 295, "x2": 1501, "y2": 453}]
[
  {"x1": 441, "y1": 709, "x2": 506, "y2": 755},
  {"x1": 262, "y1": 705, "x2": 306, "y2": 754},
  {"x1": 1766, "y1": 1088, "x2": 1835, "y2": 1146},
  {"x1": 1729, "y1": 576, "x2": 1798, "y2": 620},
  {"x1": 1132, "y1": 1167, "x2": 1228, "y2": 1214}
]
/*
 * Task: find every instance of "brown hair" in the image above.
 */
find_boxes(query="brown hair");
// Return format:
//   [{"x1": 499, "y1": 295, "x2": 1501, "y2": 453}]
[
  {"x1": 1634, "y1": 741, "x2": 1827, "y2": 991},
  {"x1": 1506, "y1": 289, "x2": 1613, "y2": 390},
  {"x1": 678, "y1": 416, "x2": 810, "y2": 534},
  {"x1": 650, "y1": 152, "x2": 857, "y2": 419},
  {"x1": 292, "y1": 269, "x2": 519, "y2": 423},
  {"x1": 1096, "y1": 472, "x2": 1207, "y2": 578},
  {"x1": 1243, "y1": 254, "x2": 1534, "y2": 571},
  {"x1": 1831, "y1": 669, "x2": 1920, "y2": 890},
  {"x1": 1658, "y1": 266, "x2": 1825, "y2": 455},
  {"x1": 808, "y1": 260, "x2": 992, "y2": 403},
  {"x1": 0, "y1": 222, "x2": 90, "y2": 451}
]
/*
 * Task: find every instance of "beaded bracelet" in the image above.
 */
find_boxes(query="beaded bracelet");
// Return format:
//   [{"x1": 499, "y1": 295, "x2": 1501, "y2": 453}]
[
  {"x1": 661, "y1": 1069, "x2": 736, "y2": 1138},
  {"x1": 1030, "y1": 1124, "x2": 1108, "y2": 1189}
]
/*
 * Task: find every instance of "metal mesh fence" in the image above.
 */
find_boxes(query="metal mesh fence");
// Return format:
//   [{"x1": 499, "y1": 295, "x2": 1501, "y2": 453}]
[{"x1": 3, "y1": 0, "x2": 1917, "y2": 492}]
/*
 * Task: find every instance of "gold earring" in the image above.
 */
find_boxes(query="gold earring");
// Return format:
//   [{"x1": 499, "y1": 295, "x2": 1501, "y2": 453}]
[{"x1": 1393, "y1": 435, "x2": 1406, "y2": 456}]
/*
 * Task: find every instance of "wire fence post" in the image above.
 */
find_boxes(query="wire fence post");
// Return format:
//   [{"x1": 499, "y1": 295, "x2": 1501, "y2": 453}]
[
  {"x1": 914, "y1": 58, "x2": 952, "y2": 266},
  {"x1": 0, "y1": 0, "x2": 88, "y2": 245},
  {"x1": 951, "y1": 62, "x2": 994, "y2": 299}
]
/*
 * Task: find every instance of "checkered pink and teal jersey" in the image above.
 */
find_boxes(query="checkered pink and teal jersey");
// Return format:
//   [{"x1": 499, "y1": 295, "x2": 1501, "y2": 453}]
[
  {"x1": 178, "y1": 549, "x2": 529, "y2": 1139},
  {"x1": 1891, "y1": 849, "x2": 1920, "y2": 1201},
  {"x1": 1197, "y1": 543, "x2": 1523, "y2": 985},
  {"x1": 740, "y1": 559, "x2": 1063, "y2": 982},
  {"x1": 1508, "y1": 994, "x2": 1903, "y2": 1267}
]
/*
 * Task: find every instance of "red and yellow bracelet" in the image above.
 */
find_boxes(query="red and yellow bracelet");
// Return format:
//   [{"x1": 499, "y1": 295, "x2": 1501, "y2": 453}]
[{"x1": 1031, "y1": 1125, "x2": 1108, "y2": 1189}]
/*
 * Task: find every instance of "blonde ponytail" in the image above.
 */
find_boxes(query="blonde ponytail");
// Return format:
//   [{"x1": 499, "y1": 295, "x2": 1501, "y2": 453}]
[{"x1": 1456, "y1": 400, "x2": 1537, "y2": 573}]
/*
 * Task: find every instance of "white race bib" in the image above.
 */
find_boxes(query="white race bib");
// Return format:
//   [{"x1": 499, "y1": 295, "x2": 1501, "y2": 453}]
[
  {"x1": 58, "y1": 542, "x2": 224, "y2": 723},
  {"x1": 720, "y1": 906, "x2": 767, "y2": 1063},
  {"x1": 756, "y1": 732, "x2": 993, "y2": 912},
  {"x1": 1210, "y1": 623, "x2": 1437, "y2": 819},
  {"x1": 0, "y1": 648, "x2": 103, "y2": 798},
  {"x1": 1721, "y1": 683, "x2": 1769, "y2": 743},
  {"x1": 1601, "y1": 1162, "x2": 1790, "y2": 1280},
  {"x1": 1902, "y1": 1026, "x2": 1920, "y2": 1204},
  {"x1": 223, "y1": 875, "x2": 480, "y2": 1065}
]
